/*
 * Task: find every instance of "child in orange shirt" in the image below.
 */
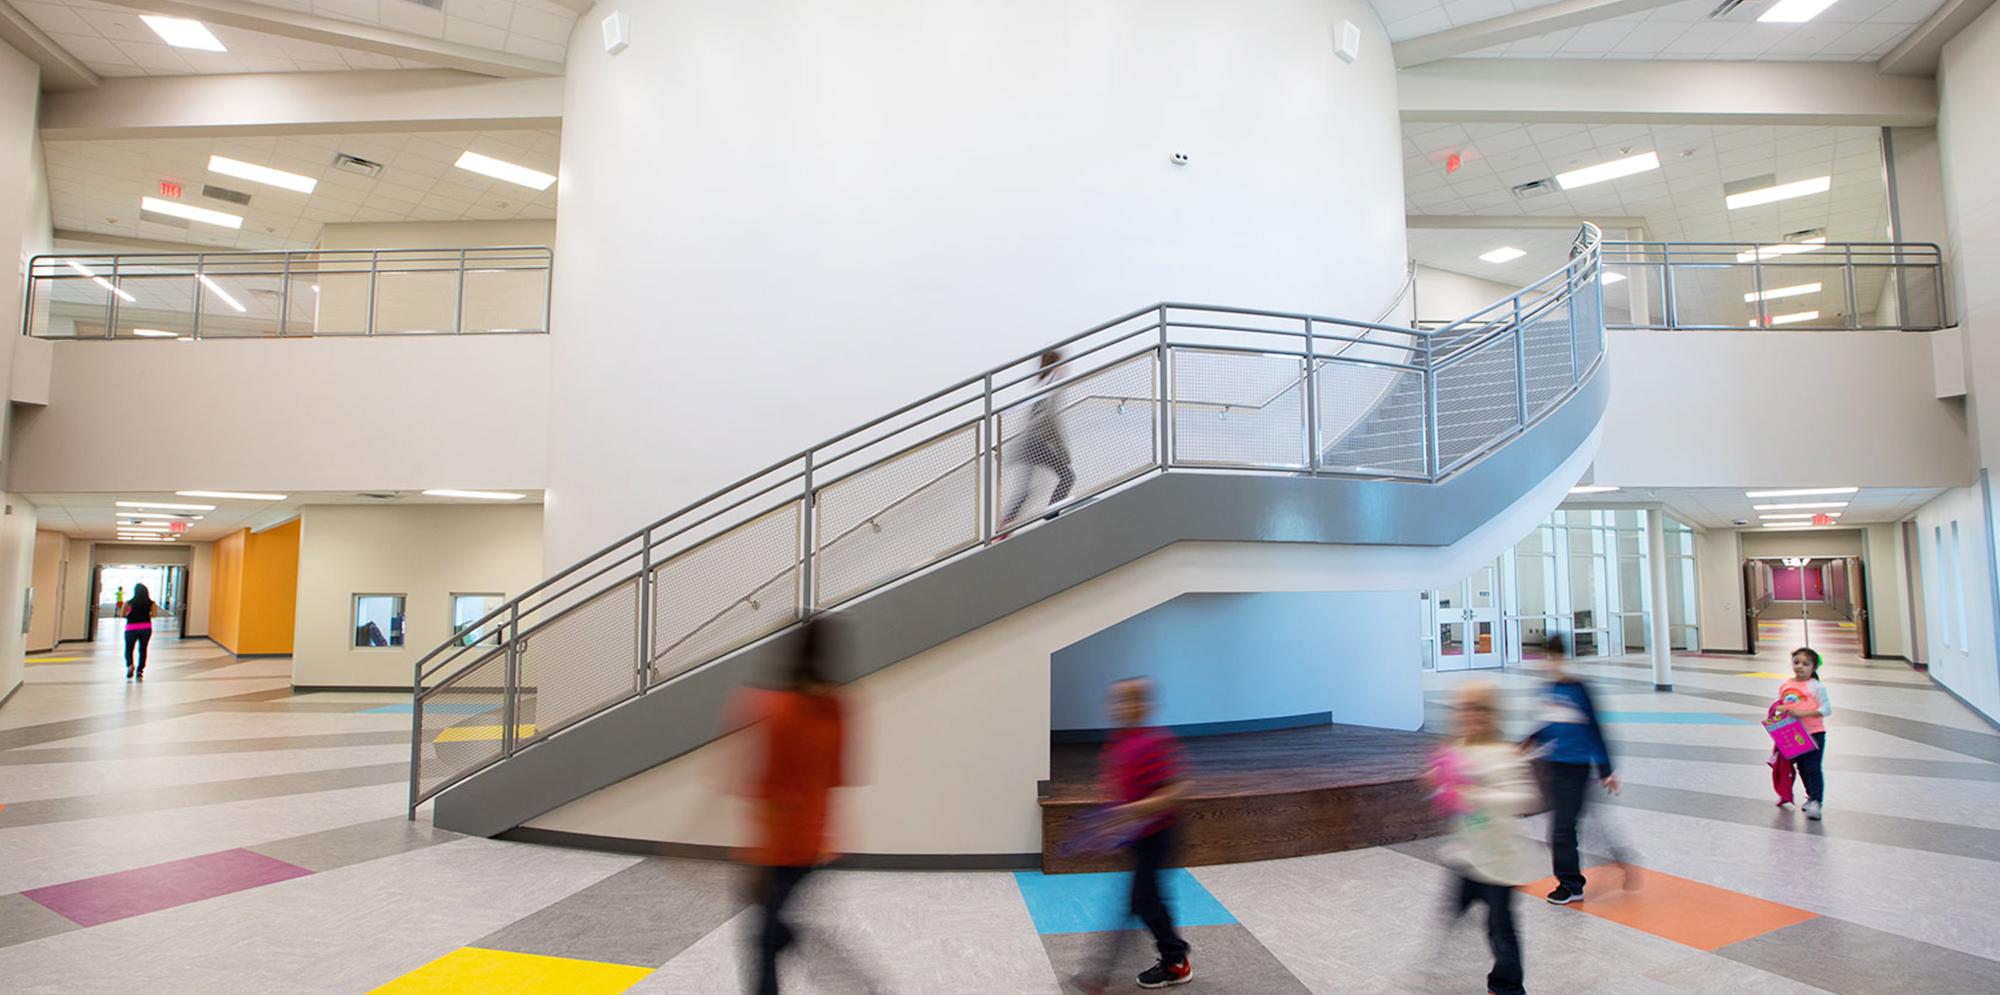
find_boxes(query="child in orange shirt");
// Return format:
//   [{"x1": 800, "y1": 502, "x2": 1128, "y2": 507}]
[{"x1": 1771, "y1": 647, "x2": 1831, "y2": 820}]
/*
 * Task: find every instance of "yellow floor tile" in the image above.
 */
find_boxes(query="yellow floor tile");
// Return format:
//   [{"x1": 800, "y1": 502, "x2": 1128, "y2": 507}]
[
  {"x1": 433, "y1": 724, "x2": 536, "y2": 743},
  {"x1": 371, "y1": 947, "x2": 651, "y2": 994},
  {"x1": 1737, "y1": 672, "x2": 1790, "y2": 679}
]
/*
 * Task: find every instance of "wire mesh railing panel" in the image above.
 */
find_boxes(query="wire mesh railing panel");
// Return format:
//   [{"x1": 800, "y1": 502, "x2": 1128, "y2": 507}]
[
  {"x1": 1572, "y1": 277, "x2": 1604, "y2": 376},
  {"x1": 1169, "y1": 348, "x2": 1306, "y2": 468},
  {"x1": 1893, "y1": 264, "x2": 1944, "y2": 330},
  {"x1": 1519, "y1": 299, "x2": 1574, "y2": 419},
  {"x1": 650, "y1": 500, "x2": 803, "y2": 682},
  {"x1": 1434, "y1": 333, "x2": 1522, "y2": 470},
  {"x1": 416, "y1": 646, "x2": 510, "y2": 800},
  {"x1": 814, "y1": 424, "x2": 980, "y2": 609},
  {"x1": 1317, "y1": 361, "x2": 1426, "y2": 476},
  {"x1": 996, "y1": 351, "x2": 1158, "y2": 527},
  {"x1": 515, "y1": 576, "x2": 642, "y2": 746}
]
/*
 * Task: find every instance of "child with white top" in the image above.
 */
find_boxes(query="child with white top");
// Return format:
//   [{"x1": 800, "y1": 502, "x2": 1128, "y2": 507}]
[
  {"x1": 1429, "y1": 681, "x2": 1541, "y2": 995},
  {"x1": 1772, "y1": 647, "x2": 1832, "y2": 820}
]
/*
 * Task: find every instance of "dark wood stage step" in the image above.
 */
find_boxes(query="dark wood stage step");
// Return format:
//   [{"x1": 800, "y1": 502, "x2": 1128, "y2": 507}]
[{"x1": 1040, "y1": 723, "x2": 1444, "y2": 873}]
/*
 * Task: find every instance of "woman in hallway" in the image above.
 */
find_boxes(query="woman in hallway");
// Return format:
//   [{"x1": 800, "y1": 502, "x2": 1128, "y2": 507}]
[{"x1": 122, "y1": 582, "x2": 154, "y2": 680}]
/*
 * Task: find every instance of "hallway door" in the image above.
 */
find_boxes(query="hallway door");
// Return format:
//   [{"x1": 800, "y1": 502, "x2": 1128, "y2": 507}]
[
  {"x1": 1435, "y1": 563, "x2": 1502, "y2": 671},
  {"x1": 1849, "y1": 556, "x2": 1871, "y2": 657}
]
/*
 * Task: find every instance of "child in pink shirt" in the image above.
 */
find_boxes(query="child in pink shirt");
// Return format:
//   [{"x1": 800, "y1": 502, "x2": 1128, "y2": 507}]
[{"x1": 1770, "y1": 647, "x2": 1832, "y2": 820}]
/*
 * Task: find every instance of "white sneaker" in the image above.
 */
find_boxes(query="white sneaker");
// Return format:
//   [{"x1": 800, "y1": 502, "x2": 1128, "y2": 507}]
[{"x1": 1803, "y1": 800, "x2": 1822, "y2": 820}]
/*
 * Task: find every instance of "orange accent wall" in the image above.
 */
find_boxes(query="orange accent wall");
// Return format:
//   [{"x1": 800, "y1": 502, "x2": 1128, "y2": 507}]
[
  {"x1": 209, "y1": 530, "x2": 244, "y2": 653},
  {"x1": 206, "y1": 521, "x2": 297, "y2": 656}
]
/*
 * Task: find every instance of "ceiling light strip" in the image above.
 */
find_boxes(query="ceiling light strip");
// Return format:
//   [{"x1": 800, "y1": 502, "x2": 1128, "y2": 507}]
[{"x1": 1726, "y1": 176, "x2": 1831, "y2": 211}]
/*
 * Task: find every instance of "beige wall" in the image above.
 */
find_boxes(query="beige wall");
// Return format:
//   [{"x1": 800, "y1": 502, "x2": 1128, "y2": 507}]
[
  {"x1": 60, "y1": 537, "x2": 91, "y2": 642},
  {"x1": 1413, "y1": 264, "x2": 1520, "y2": 325},
  {"x1": 1694, "y1": 527, "x2": 1744, "y2": 653},
  {"x1": 1739, "y1": 528, "x2": 1867, "y2": 560},
  {"x1": 187, "y1": 541, "x2": 213, "y2": 639},
  {"x1": 293, "y1": 503, "x2": 544, "y2": 688},
  {"x1": 27, "y1": 530, "x2": 65, "y2": 653},
  {"x1": 0, "y1": 496, "x2": 38, "y2": 701}
]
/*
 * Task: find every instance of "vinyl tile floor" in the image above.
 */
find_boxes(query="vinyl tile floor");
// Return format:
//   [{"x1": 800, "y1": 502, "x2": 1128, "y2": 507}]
[{"x1": 1, "y1": 625, "x2": 1998, "y2": 993}]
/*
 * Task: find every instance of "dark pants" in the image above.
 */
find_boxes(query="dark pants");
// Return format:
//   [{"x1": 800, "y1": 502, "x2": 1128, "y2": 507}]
[
  {"x1": 1795, "y1": 732, "x2": 1827, "y2": 803},
  {"x1": 123, "y1": 629, "x2": 151, "y2": 675},
  {"x1": 754, "y1": 864, "x2": 813, "y2": 995},
  {"x1": 1548, "y1": 761, "x2": 1592, "y2": 892},
  {"x1": 1456, "y1": 876, "x2": 1525, "y2": 995},
  {"x1": 1129, "y1": 824, "x2": 1189, "y2": 965}
]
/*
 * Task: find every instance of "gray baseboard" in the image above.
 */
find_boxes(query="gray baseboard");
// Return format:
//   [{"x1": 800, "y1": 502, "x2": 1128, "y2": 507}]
[
  {"x1": 498, "y1": 826, "x2": 1041, "y2": 871},
  {"x1": 1050, "y1": 710, "x2": 1332, "y2": 744}
]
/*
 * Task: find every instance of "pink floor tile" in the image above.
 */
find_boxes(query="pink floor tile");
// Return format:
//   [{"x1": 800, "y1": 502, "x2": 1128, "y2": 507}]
[{"x1": 24, "y1": 848, "x2": 313, "y2": 926}]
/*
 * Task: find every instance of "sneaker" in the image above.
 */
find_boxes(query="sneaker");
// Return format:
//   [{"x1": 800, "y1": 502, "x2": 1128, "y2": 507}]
[
  {"x1": 1804, "y1": 800, "x2": 1822, "y2": 820},
  {"x1": 1546, "y1": 885, "x2": 1582, "y2": 905},
  {"x1": 1137, "y1": 958, "x2": 1193, "y2": 989},
  {"x1": 1776, "y1": 800, "x2": 1794, "y2": 809},
  {"x1": 125, "y1": 666, "x2": 133, "y2": 679}
]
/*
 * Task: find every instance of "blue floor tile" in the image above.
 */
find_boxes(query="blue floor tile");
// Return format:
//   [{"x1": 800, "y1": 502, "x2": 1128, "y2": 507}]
[
  {"x1": 1599, "y1": 710, "x2": 1751, "y2": 725},
  {"x1": 1013, "y1": 868, "x2": 1236, "y2": 935}
]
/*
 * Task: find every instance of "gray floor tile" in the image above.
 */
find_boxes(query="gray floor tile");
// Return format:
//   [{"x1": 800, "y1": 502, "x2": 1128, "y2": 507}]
[
  {"x1": 0, "y1": 762, "x2": 408, "y2": 829},
  {"x1": 1040, "y1": 923, "x2": 1309, "y2": 994},
  {"x1": 1718, "y1": 915, "x2": 2000, "y2": 994},
  {"x1": 474, "y1": 856, "x2": 747, "y2": 967},
  {"x1": 0, "y1": 893, "x2": 78, "y2": 949},
  {"x1": 248, "y1": 814, "x2": 460, "y2": 873}
]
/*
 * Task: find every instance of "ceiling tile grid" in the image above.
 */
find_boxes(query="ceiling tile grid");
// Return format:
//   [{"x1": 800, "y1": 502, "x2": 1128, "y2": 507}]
[
  {"x1": 14, "y1": 0, "x2": 576, "y2": 77},
  {"x1": 1565, "y1": 486, "x2": 1941, "y2": 530},
  {"x1": 1458, "y1": 0, "x2": 1948, "y2": 61},
  {"x1": 47, "y1": 129, "x2": 559, "y2": 250},
  {"x1": 28, "y1": 491, "x2": 545, "y2": 543},
  {"x1": 1375, "y1": 0, "x2": 1570, "y2": 42}
]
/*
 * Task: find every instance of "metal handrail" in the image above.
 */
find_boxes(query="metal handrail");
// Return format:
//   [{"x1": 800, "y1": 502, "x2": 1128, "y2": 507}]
[
  {"x1": 21, "y1": 245, "x2": 555, "y2": 339},
  {"x1": 1600, "y1": 239, "x2": 1947, "y2": 332},
  {"x1": 406, "y1": 227, "x2": 1607, "y2": 815}
]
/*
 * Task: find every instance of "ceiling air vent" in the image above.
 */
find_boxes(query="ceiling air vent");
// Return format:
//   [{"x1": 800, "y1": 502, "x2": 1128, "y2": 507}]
[
  {"x1": 1511, "y1": 177, "x2": 1559, "y2": 201},
  {"x1": 1783, "y1": 227, "x2": 1825, "y2": 242},
  {"x1": 355, "y1": 492, "x2": 400, "y2": 501},
  {"x1": 201, "y1": 184, "x2": 251, "y2": 206},
  {"x1": 395, "y1": 0, "x2": 443, "y2": 9},
  {"x1": 332, "y1": 153, "x2": 384, "y2": 178}
]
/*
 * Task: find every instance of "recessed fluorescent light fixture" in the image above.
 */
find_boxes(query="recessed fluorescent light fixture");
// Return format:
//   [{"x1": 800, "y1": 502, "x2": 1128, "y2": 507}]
[
  {"x1": 1569, "y1": 485, "x2": 1620, "y2": 494},
  {"x1": 140, "y1": 14, "x2": 226, "y2": 51},
  {"x1": 1759, "y1": 0, "x2": 1840, "y2": 22},
  {"x1": 117, "y1": 500, "x2": 216, "y2": 511},
  {"x1": 117, "y1": 535, "x2": 174, "y2": 542},
  {"x1": 1760, "y1": 513, "x2": 1841, "y2": 521},
  {"x1": 132, "y1": 328, "x2": 176, "y2": 338},
  {"x1": 1736, "y1": 238, "x2": 1826, "y2": 263},
  {"x1": 1744, "y1": 282, "x2": 1822, "y2": 303},
  {"x1": 1753, "y1": 501, "x2": 1848, "y2": 511},
  {"x1": 1600, "y1": 271, "x2": 1627, "y2": 285},
  {"x1": 422, "y1": 489, "x2": 527, "y2": 501},
  {"x1": 66, "y1": 259, "x2": 137, "y2": 302},
  {"x1": 453, "y1": 151, "x2": 555, "y2": 191},
  {"x1": 117, "y1": 524, "x2": 173, "y2": 532},
  {"x1": 1479, "y1": 246, "x2": 1526, "y2": 264},
  {"x1": 118, "y1": 512, "x2": 202, "y2": 520},
  {"x1": 176, "y1": 490, "x2": 286, "y2": 501},
  {"x1": 1726, "y1": 175, "x2": 1831, "y2": 210},
  {"x1": 207, "y1": 155, "x2": 315, "y2": 194},
  {"x1": 1766, "y1": 310, "x2": 1820, "y2": 326},
  {"x1": 193, "y1": 274, "x2": 247, "y2": 313},
  {"x1": 1761, "y1": 522, "x2": 1822, "y2": 529},
  {"x1": 1555, "y1": 151, "x2": 1660, "y2": 190},
  {"x1": 141, "y1": 196, "x2": 242, "y2": 229},
  {"x1": 1746, "y1": 487, "x2": 1858, "y2": 498}
]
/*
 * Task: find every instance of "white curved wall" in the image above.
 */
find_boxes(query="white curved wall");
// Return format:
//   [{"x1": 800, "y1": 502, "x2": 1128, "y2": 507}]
[{"x1": 546, "y1": 0, "x2": 1410, "y2": 565}]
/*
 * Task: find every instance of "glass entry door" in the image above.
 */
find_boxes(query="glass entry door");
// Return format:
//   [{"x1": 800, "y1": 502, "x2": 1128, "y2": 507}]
[{"x1": 1435, "y1": 561, "x2": 1503, "y2": 671}]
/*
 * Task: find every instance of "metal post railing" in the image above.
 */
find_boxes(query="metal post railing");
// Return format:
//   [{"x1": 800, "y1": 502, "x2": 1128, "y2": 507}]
[
  {"x1": 1661, "y1": 245, "x2": 1678, "y2": 330},
  {"x1": 501, "y1": 603, "x2": 520, "y2": 756},
  {"x1": 365, "y1": 249, "x2": 380, "y2": 336},
  {"x1": 1303, "y1": 317, "x2": 1319, "y2": 473},
  {"x1": 103, "y1": 256, "x2": 118, "y2": 339},
  {"x1": 191, "y1": 255, "x2": 206, "y2": 340},
  {"x1": 406, "y1": 667, "x2": 423, "y2": 820},
  {"x1": 1156, "y1": 307, "x2": 1172, "y2": 468},
  {"x1": 636, "y1": 527, "x2": 654, "y2": 692},
  {"x1": 800, "y1": 455, "x2": 817, "y2": 617},
  {"x1": 1566, "y1": 265, "x2": 1579, "y2": 385},
  {"x1": 278, "y1": 253, "x2": 292, "y2": 338},
  {"x1": 453, "y1": 248, "x2": 468, "y2": 335},
  {"x1": 1423, "y1": 332, "x2": 1440, "y2": 479},
  {"x1": 980, "y1": 374, "x2": 995, "y2": 542},
  {"x1": 1511, "y1": 295, "x2": 1528, "y2": 429},
  {"x1": 1846, "y1": 244, "x2": 1861, "y2": 330}
]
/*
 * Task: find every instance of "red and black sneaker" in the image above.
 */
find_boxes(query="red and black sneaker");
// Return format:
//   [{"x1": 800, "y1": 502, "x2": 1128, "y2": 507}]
[{"x1": 1137, "y1": 957, "x2": 1193, "y2": 989}]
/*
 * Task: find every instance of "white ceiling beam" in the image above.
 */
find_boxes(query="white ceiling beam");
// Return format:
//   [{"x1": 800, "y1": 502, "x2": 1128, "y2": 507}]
[
  {"x1": 0, "y1": 0, "x2": 99, "y2": 90},
  {"x1": 1879, "y1": 0, "x2": 1997, "y2": 77},
  {"x1": 1409, "y1": 214, "x2": 1646, "y2": 230},
  {"x1": 1401, "y1": 59, "x2": 1937, "y2": 127},
  {"x1": 84, "y1": 0, "x2": 563, "y2": 78},
  {"x1": 40, "y1": 69, "x2": 561, "y2": 139},
  {"x1": 1393, "y1": 0, "x2": 1688, "y2": 68}
]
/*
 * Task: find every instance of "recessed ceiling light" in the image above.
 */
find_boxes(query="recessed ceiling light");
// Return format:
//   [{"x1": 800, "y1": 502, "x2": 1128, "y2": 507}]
[
  {"x1": 1759, "y1": 0, "x2": 1840, "y2": 23},
  {"x1": 1479, "y1": 246, "x2": 1526, "y2": 264},
  {"x1": 177, "y1": 490, "x2": 286, "y2": 501},
  {"x1": 1753, "y1": 501, "x2": 1848, "y2": 511},
  {"x1": 132, "y1": 328, "x2": 177, "y2": 338},
  {"x1": 1555, "y1": 151, "x2": 1660, "y2": 190},
  {"x1": 195, "y1": 274, "x2": 247, "y2": 313},
  {"x1": 1766, "y1": 310, "x2": 1820, "y2": 326},
  {"x1": 1569, "y1": 485, "x2": 1619, "y2": 494},
  {"x1": 1726, "y1": 176, "x2": 1831, "y2": 210},
  {"x1": 118, "y1": 512, "x2": 202, "y2": 520},
  {"x1": 1600, "y1": 271, "x2": 1627, "y2": 285},
  {"x1": 1761, "y1": 522, "x2": 1823, "y2": 529},
  {"x1": 117, "y1": 500, "x2": 216, "y2": 511},
  {"x1": 1744, "y1": 282, "x2": 1822, "y2": 304},
  {"x1": 1760, "y1": 512, "x2": 1841, "y2": 520},
  {"x1": 142, "y1": 196, "x2": 242, "y2": 229},
  {"x1": 118, "y1": 524, "x2": 173, "y2": 531},
  {"x1": 140, "y1": 15, "x2": 226, "y2": 51},
  {"x1": 1746, "y1": 487, "x2": 1858, "y2": 498},
  {"x1": 422, "y1": 489, "x2": 527, "y2": 501},
  {"x1": 66, "y1": 259, "x2": 136, "y2": 302},
  {"x1": 1736, "y1": 238, "x2": 1826, "y2": 263},
  {"x1": 453, "y1": 151, "x2": 556, "y2": 191},
  {"x1": 208, "y1": 155, "x2": 316, "y2": 194}
]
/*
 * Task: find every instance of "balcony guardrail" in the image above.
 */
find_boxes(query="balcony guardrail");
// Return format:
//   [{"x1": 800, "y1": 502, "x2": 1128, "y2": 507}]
[
  {"x1": 1601, "y1": 240, "x2": 1946, "y2": 332},
  {"x1": 21, "y1": 246, "x2": 553, "y2": 340},
  {"x1": 405, "y1": 226, "x2": 1607, "y2": 816}
]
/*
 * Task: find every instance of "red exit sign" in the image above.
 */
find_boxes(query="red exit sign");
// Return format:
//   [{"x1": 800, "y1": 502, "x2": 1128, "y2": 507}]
[
  {"x1": 159, "y1": 181, "x2": 182, "y2": 199},
  {"x1": 1812, "y1": 513, "x2": 1834, "y2": 526}
]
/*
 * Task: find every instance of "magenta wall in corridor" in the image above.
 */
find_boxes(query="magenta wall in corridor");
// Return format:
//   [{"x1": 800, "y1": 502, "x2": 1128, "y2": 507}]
[{"x1": 1771, "y1": 566, "x2": 1824, "y2": 601}]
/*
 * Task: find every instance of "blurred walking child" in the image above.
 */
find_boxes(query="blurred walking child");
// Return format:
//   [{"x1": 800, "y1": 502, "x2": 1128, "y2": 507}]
[
  {"x1": 1770, "y1": 647, "x2": 1831, "y2": 820},
  {"x1": 1431, "y1": 681, "x2": 1541, "y2": 995},
  {"x1": 1076, "y1": 677, "x2": 1194, "y2": 992},
  {"x1": 1522, "y1": 633, "x2": 1623, "y2": 904}
]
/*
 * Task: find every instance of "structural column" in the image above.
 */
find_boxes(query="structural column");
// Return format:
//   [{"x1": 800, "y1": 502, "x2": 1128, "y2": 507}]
[{"x1": 1645, "y1": 507, "x2": 1675, "y2": 690}]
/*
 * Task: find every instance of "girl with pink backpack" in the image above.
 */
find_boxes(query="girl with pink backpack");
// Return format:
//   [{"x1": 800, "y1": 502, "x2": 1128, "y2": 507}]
[{"x1": 1768, "y1": 647, "x2": 1832, "y2": 820}]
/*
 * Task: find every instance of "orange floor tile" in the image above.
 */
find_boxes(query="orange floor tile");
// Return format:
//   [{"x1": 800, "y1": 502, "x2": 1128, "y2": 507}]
[{"x1": 1520, "y1": 865, "x2": 1817, "y2": 951}]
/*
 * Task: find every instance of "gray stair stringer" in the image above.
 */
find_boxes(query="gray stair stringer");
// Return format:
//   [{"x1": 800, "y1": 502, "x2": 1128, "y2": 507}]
[{"x1": 431, "y1": 365, "x2": 1608, "y2": 838}]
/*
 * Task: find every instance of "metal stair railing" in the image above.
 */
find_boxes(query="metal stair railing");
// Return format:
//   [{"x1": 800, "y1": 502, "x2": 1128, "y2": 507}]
[
  {"x1": 1600, "y1": 240, "x2": 1947, "y2": 331},
  {"x1": 407, "y1": 226, "x2": 1605, "y2": 816}
]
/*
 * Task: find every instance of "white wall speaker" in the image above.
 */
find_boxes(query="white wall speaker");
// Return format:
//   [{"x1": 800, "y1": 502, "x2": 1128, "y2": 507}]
[
  {"x1": 1334, "y1": 20, "x2": 1361, "y2": 63},
  {"x1": 602, "y1": 11, "x2": 630, "y2": 55}
]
